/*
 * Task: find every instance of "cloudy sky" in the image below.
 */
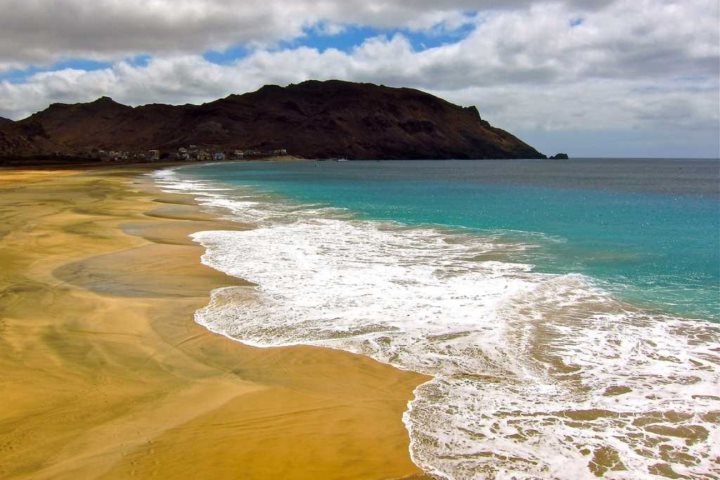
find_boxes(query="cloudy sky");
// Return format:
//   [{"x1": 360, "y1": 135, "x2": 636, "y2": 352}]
[{"x1": 0, "y1": 0, "x2": 718, "y2": 157}]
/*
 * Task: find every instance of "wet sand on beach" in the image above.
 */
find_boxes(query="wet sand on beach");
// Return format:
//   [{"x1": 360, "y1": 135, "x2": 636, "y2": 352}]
[{"x1": 0, "y1": 168, "x2": 430, "y2": 480}]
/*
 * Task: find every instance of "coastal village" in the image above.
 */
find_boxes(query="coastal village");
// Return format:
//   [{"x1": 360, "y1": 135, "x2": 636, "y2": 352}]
[{"x1": 82, "y1": 146, "x2": 289, "y2": 163}]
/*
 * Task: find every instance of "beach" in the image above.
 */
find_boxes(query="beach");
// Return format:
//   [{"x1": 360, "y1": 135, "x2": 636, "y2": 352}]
[{"x1": 0, "y1": 167, "x2": 429, "y2": 480}]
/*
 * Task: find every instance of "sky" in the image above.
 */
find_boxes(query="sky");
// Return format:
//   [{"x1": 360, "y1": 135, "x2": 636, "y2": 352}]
[{"x1": 0, "y1": 0, "x2": 718, "y2": 157}]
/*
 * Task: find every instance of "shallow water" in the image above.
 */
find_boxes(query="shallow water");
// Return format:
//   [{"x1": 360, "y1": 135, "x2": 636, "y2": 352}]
[{"x1": 153, "y1": 159, "x2": 720, "y2": 479}]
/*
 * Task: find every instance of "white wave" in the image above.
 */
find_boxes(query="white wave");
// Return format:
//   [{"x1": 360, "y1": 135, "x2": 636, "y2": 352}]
[{"x1": 155, "y1": 167, "x2": 720, "y2": 480}]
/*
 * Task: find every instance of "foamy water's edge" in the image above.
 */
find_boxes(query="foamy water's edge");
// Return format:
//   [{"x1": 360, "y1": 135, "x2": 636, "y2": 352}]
[{"x1": 153, "y1": 167, "x2": 720, "y2": 480}]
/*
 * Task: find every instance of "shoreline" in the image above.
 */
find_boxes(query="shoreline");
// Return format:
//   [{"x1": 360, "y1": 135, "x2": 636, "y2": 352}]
[
  {"x1": 161, "y1": 160, "x2": 720, "y2": 479},
  {"x1": 0, "y1": 166, "x2": 430, "y2": 479}
]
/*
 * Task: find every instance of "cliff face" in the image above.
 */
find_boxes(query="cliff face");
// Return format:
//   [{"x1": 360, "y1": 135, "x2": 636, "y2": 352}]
[{"x1": 0, "y1": 80, "x2": 544, "y2": 160}]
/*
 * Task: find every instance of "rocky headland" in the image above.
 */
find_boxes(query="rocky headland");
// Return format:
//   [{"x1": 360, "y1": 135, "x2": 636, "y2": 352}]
[{"x1": 0, "y1": 80, "x2": 545, "y2": 162}]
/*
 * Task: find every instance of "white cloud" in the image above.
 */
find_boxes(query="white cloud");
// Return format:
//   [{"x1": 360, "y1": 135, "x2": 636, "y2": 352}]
[{"x1": 0, "y1": 0, "x2": 623, "y2": 69}]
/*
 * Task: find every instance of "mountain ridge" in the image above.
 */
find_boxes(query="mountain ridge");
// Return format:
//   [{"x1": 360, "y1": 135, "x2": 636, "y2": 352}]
[{"x1": 0, "y1": 80, "x2": 545, "y2": 160}]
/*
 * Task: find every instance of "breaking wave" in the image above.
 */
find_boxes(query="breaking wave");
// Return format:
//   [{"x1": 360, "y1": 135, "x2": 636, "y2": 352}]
[{"x1": 154, "y1": 167, "x2": 720, "y2": 480}]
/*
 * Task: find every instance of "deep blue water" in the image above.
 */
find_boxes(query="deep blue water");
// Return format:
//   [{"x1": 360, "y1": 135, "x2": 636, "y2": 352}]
[{"x1": 181, "y1": 159, "x2": 720, "y2": 321}]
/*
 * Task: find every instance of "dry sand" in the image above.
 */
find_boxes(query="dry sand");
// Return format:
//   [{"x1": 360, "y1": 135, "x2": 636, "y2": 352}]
[{"x1": 0, "y1": 167, "x2": 430, "y2": 480}]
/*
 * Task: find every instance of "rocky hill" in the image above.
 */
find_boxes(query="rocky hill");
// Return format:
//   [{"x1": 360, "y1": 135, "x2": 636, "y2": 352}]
[{"x1": 0, "y1": 80, "x2": 544, "y2": 160}]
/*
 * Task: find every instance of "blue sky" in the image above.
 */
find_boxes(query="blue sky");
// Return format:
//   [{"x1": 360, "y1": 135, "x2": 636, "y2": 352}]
[
  {"x1": 0, "y1": 25, "x2": 475, "y2": 81},
  {"x1": 0, "y1": 59, "x2": 112, "y2": 83},
  {"x1": 200, "y1": 25, "x2": 475, "y2": 65},
  {"x1": 0, "y1": 0, "x2": 717, "y2": 157}
]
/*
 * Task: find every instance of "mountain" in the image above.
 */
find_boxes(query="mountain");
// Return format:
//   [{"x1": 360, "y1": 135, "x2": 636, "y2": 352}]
[
  {"x1": 0, "y1": 118, "x2": 58, "y2": 157},
  {"x1": 0, "y1": 80, "x2": 544, "y2": 160}
]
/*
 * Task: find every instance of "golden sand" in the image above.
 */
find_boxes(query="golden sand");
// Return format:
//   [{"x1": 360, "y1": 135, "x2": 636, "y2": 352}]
[{"x1": 0, "y1": 168, "x2": 430, "y2": 480}]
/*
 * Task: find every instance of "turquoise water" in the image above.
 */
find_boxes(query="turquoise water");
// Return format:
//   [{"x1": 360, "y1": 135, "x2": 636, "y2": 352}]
[
  {"x1": 182, "y1": 159, "x2": 720, "y2": 321},
  {"x1": 164, "y1": 159, "x2": 720, "y2": 479}
]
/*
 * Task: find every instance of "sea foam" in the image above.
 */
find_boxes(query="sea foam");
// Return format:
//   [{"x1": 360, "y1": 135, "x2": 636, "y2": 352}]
[{"x1": 154, "y1": 167, "x2": 720, "y2": 480}]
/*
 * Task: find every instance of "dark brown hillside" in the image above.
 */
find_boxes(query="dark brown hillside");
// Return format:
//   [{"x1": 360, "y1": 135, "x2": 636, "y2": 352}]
[
  {"x1": 0, "y1": 80, "x2": 544, "y2": 160},
  {"x1": 0, "y1": 119, "x2": 58, "y2": 157}
]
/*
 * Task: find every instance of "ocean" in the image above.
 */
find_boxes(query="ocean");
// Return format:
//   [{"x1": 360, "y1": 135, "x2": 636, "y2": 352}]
[{"x1": 154, "y1": 159, "x2": 720, "y2": 480}]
